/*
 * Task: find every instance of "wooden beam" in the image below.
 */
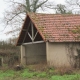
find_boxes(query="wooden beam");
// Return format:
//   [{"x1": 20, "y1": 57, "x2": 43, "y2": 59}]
[
  {"x1": 22, "y1": 41, "x2": 44, "y2": 45},
  {"x1": 33, "y1": 31, "x2": 38, "y2": 40},
  {"x1": 28, "y1": 32, "x2": 32, "y2": 40},
  {"x1": 22, "y1": 29, "x2": 27, "y2": 31},
  {"x1": 22, "y1": 21, "x2": 31, "y2": 43},
  {"x1": 31, "y1": 22, "x2": 34, "y2": 42}
]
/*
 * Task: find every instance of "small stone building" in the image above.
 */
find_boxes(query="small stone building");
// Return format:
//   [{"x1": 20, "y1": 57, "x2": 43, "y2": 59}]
[{"x1": 16, "y1": 13, "x2": 80, "y2": 68}]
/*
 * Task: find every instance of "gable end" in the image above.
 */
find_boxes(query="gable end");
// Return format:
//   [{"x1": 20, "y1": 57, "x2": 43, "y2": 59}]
[{"x1": 16, "y1": 14, "x2": 44, "y2": 46}]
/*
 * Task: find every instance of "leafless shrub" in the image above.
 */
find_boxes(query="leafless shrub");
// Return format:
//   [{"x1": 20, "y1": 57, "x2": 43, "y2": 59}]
[
  {"x1": 27, "y1": 62, "x2": 48, "y2": 71},
  {"x1": 55, "y1": 66, "x2": 74, "y2": 75}
]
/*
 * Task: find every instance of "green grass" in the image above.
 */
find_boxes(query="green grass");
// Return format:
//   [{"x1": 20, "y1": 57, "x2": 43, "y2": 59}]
[
  {"x1": 20, "y1": 69, "x2": 48, "y2": 78},
  {"x1": 0, "y1": 70, "x2": 14, "y2": 77},
  {"x1": 21, "y1": 69, "x2": 35, "y2": 78},
  {"x1": 36, "y1": 72, "x2": 47, "y2": 78},
  {"x1": 0, "y1": 68, "x2": 80, "y2": 80},
  {"x1": 50, "y1": 74, "x2": 80, "y2": 80}
]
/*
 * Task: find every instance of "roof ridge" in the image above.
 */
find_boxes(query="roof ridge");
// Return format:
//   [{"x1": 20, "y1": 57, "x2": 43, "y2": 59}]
[{"x1": 27, "y1": 12, "x2": 80, "y2": 16}]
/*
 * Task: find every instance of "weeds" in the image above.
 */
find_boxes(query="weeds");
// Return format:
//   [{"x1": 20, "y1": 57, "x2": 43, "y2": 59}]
[
  {"x1": 54, "y1": 67, "x2": 73, "y2": 75},
  {"x1": 36, "y1": 72, "x2": 47, "y2": 78},
  {"x1": 0, "y1": 70, "x2": 15, "y2": 80},
  {"x1": 0, "y1": 66, "x2": 80, "y2": 80},
  {"x1": 21, "y1": 68, "x2": 48, "y2": 78},
  {"x1": 21, "y1": 69, "x2": 35, "y2": 78},
  {"x1": 50, "y1": 74, "x2": 80, "y2": 80}
]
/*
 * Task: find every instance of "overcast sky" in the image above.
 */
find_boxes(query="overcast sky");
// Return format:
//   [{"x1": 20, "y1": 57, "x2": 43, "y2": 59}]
[{"x1": 0, "y1": 0, "x2": 65, "y2": 41}]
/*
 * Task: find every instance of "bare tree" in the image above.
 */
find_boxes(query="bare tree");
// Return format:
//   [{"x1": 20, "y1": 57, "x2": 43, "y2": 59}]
[
  {"x1": 66, "y1": 0, "x2": 80, "y2": 14},
  {"x1": 55, "y1": 4, "x2": 72, "y2": 14},
  {"x1": 3, "y1": 0, "x2": 49, "y2": 35},
  {"x1": 66, "y1": 0, "x2": 80, "y2": 6}
]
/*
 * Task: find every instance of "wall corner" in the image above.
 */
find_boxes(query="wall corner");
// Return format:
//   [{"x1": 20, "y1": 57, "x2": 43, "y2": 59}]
[{"x1": 21, "y1": 45, "x2": 26, "y2": 65}]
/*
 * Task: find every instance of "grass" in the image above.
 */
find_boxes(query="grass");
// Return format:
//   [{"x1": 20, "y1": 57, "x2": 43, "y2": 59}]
[
  {"x1": 0, "y1": 67, "x2": 80, "y2": 80},
  {"x1": 0, "y1": 70, "x2": 15, "y2": 80},
  {"x1": 20, "y1": 68, "x2": 48, "y2": 78},
  {"x1": 50, "y1": 74, "x2": 80, "y2": 80}
]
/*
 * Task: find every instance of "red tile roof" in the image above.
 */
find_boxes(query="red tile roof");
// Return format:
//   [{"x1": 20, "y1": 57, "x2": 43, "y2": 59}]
[
  {"x1": 28, "y1": 13, "x2": 80, "y2": 42},
  {"x1": 16, "y1": 13, "x2": 80, "y2": 45}
]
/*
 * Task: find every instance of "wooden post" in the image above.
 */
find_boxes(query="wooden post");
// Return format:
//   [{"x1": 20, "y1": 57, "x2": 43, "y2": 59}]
[{"x1": 31, "y1": 22, "x2": 34, "y2": 42}]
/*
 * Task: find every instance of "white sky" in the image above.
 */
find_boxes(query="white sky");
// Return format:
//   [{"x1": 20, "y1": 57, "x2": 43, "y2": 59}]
[{"x1": 0, "y1": 0, "x2": 65, "y2": 41}]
